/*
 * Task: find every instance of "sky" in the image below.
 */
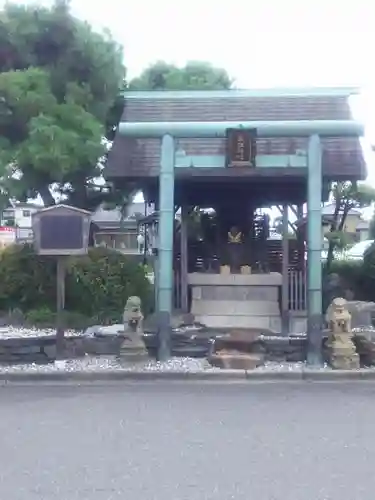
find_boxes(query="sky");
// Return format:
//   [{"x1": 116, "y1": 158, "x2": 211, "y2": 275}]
[{"x1": 2, "y1": 0, "x2": 375, "y2": 203}]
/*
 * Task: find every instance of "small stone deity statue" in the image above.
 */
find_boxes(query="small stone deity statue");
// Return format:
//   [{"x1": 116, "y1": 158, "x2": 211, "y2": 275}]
[
  {"x1": 326, "y1": 297, "x2": 351, "y2": 337},
  {"x1": 227, "y1": 226, "x2": 244, "y2": 273},
  {"x1": 325, "y1": 297, "x2": 359, "y2": 369},
  {"x1": 119, "y1": 296, "x2": 148, "y2": 361}
]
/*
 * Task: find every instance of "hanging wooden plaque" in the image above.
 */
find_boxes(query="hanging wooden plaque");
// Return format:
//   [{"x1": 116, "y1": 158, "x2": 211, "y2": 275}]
[{"x1": 226, "y1": 128, "x2": 257, "y2": 167}]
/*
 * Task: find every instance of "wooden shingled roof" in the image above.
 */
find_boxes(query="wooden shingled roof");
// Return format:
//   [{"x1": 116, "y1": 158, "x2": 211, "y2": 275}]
[{"x1": 106, "y1": 88, "x2": 366, "y2": 181}]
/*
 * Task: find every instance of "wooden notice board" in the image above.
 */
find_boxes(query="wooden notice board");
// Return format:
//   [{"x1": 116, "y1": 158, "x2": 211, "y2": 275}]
[{"x1": 226, "y1": 128, "x2": 257, "y2": 168}]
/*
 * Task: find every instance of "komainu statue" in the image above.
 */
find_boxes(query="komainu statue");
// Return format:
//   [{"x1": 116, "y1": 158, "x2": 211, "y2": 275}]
[
  {"x1": 119, "y1": 296, "x2": 149, "y2": 362},
  {"x1": 325, "y1": 297, "x2": 359, "y2": 369}
]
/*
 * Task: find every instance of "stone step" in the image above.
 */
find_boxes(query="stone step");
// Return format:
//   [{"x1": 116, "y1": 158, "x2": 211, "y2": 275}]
[
  {"x1": 191, "y1": 300, "x2": 280, "y2": 317},
  {"x1": 195, "y1": 314, "x2": 282, "y2": 333}
]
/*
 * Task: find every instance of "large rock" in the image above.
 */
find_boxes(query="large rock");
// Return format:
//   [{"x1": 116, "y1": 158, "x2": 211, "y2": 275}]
[
  {"x1": 143, "y1": 311, "x2": 200, "y2": 333},
  {"x1": 84, "y1": 324, "x2": 123, "y2": 337},
  {"x1": 345, "y1": 301, "x2": 375, "y2": 328},
  {"x1": 353, "y1": 327, "x2": 375, "y2": 366},
  {"x1": 258, "y1": 334, "x2": 307, "y2": 362}
]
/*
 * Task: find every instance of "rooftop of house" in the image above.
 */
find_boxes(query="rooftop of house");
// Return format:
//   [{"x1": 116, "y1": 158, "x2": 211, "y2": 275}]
[
  {"x1": 4, "y1": 202, "x2": 42, "y2": 211},
  {"x1": 321, "y1": 203, "x2": 362, "y2": 217},
  {"x1": 91, "y1": 202, "x2": 154, "y2": 230},
  {"x1": 356, "y1": 219, "x2": 370, "y2": 230},
  {"x1": 92, "y1": 206, "x2": 123, "y2": 224}
]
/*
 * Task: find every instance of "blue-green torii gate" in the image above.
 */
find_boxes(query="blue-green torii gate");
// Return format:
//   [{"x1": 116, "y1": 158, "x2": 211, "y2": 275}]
[{"x1": 118, "y1": 119, "x2": 364, "y2": 364}]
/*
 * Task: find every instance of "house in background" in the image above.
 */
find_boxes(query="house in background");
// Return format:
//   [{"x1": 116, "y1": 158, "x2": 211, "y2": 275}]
[
  {"x1": 1, "y1": 200, "x2": 153, "y2": 250},
  {"x1": 92, "y1": 202, "x2": 153, "y2": 253},
  {"x1": 321, "y1": 203, "x2": 370, "y2": 243},
  {"x1": 1, "y1": 202, "x2": 41, "y2": 243},
  {"x1": 1, "y1": 202, "x2": 41, "y2": 228},
  {"x1": 354, "y1": 219, "x2": 370, "y2": 241},
  {"x1": 296, "y1": 203, "x2": 370, "y2": 246}
]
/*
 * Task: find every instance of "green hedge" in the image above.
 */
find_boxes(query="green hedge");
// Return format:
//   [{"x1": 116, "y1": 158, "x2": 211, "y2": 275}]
[
  {"x1": 0, "y1": 244, "x2": 153, "y2": 323},
  {"x1": 325, "y1": 250, "x2": 375, "y2": 303}
]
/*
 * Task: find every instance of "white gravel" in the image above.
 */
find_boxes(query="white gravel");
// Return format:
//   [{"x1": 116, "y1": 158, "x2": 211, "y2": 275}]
[
  {"x1": 0, "y1": 356, "x2": 219, "y2": 373},
  {"x1": 0, "y1": 356, "x2": 334, "y2": 374},
  {"x1": 0, "y1": 326, "x2": 81, "y2": 339}
]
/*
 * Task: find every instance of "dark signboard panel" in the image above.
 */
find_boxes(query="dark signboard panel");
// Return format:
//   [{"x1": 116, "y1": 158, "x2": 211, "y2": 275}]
[
  {"x1": 40, "y1": 215, "x2": 83, "y2": 250},
  {"x1": 226, "y1": 128, "x2": 257, "y2": 168}
]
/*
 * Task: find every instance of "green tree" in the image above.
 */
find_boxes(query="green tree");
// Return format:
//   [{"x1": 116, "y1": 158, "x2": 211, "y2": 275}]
[
  {"x1": 0, "y1": 0, "x2": 126, "y2": 210},
  {"x1": 129, "y1": 61, "x2": 233, "y2": 90},
  {"x1": 325, "y1": 181, "x2": 375, "y2": 272},
  {"x1": 368, "y1": 208, "x2": 375, "y2": 239}
]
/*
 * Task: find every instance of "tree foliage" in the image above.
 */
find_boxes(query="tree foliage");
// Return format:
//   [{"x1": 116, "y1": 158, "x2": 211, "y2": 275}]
[
  {"x1": 0, "y1": 0, "x2": 126, "y2": 209},
  {"x1": 368, "y1": 209, "x2": 375, "y2": 240},
  {"x1": 325, "y1": 181, "x2": 375, "y2": 271},
  {"x1": 129, "y1": 61, "x2": 233, "y2": 91}
]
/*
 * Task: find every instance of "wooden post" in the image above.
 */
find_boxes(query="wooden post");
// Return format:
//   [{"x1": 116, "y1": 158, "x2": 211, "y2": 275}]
[
  {"x1": 281, "y1": 204, "x2": 289, "y2": 335},
  {"x1": 180, "y1": 204, "x2": 189, "y2": 313},
  {"x1": 56, "y1": 257, "x2": 66, "y2": 359}
]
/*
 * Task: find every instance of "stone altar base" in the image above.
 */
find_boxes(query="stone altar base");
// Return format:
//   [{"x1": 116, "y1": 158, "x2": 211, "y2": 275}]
[
  {"x1": 188, "y1": 272, "x2": 282, "y2": 333},
  {"x1": 208, "y1": 330, "x2": 265, "y2": 369},
  {"x1": 209, "y1": 352, "x2": 264, "y2": 370}
]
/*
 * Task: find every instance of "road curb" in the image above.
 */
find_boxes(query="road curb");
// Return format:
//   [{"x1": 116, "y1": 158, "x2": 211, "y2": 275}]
[
  {"x1": 0, "y1": 370, "x2": 248, "y2": 383},
  {"x1": 302, "y1": 368, "x2": 375, "y2": 380},
  {"x1": 245, "y1": 370, "x2": 303, "y2": 380},
  {"x1": 1, "y1": 368, "x2": 375, "y2": 383}
]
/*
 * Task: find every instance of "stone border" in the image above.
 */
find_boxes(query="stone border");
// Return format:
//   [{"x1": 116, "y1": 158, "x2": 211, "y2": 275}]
[{"x1": 2, "y1": 367, "x2": 375, "y2": 383}]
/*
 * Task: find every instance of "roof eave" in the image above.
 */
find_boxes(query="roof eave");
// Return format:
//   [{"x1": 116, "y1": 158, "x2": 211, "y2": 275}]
[{"x1": 123, "y1": 87, "x2": 360, "y2": 100}]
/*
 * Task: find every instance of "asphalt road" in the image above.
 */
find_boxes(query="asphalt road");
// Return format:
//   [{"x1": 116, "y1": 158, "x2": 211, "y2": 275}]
[{"x1": 1, "y1": 381, "x2": 375, "y2": 500}]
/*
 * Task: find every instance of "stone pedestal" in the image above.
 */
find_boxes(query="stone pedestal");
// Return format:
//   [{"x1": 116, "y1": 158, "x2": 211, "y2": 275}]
[
  {"x1": 119, "y1": 336, "x2": 149, "y2": 362},
  {"x1": 188, "y1": 272, "x2": 282, "y2": 332},
  {"x1": 328, "y1": 339, "x2": 360, "y2": 369}
]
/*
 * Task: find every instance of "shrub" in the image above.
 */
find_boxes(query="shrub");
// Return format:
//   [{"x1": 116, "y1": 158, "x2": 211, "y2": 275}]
[
  {"x1": 65, "y1": 247, "x2": 153, "y2": 321},
  {"x1": 25, "y1": 308, "x2": 92, "y2": 330},
  {"x1": 0, "y1": 244, "x2": 56, "y2": 311},
  {"x1": 0, "y1": 244, "x2": 153, "y2": 323},
  {"x1": 325, "y1": 259, "x2": 373, "y2": 302},
  {"x1": 25, "y1": 306, "x2": 56, "y2": 326},
  {"x1": 361, "y1": 245, "x2": 375, "y2": 301}
]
